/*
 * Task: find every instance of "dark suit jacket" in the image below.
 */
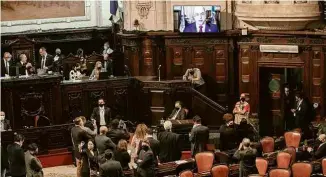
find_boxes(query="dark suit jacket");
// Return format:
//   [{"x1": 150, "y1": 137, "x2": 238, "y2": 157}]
[
  {"x1": 189, "y1": 124, "x2": 209, "y2": 156},
  {"x1": 91, "y1": 107, "x2": 111, "y2": 128},
  {"x1": 183, "y1": 23, "x2": 219, "y2": 33},
  {"x1": 25, "y1": 151, "x2": 43, "y2": 177},
  {"x1": 158, "y1": 131, "x2": 182, "y2": 163},
  {"x1": 219, "y1": 124, "x2": 238, "y2": 151},
  {"x1": 1, "y1": 59, "x2": 13, "y2": 77},
  {"x1": 95, "y1": 134, "x2": 116, "y2": 155},
  {"x1": 1, "y1": 119, "x2": 11, "y2": 131},
  {"x1": 53, "y1": 55, "x2": 65, "y2": 73},
  {"x1": 16, "y1": 62, "x2": 35, "y2": 76},
  {"x1": 99, "y1": 160, "x2": 124, "y2": 177},
  {"x1": 107, "y1": 129, "x2": 130, "y2": 145},
  {"x1": 80, "y1": 149, "x2": 98, "y2": 174},
  {"x1": 36, "y1": 54, "x2": 54, "y2": 71},
  {"x1": 315, "y1": 143, "x2": 326, "y2": 159},
  {"x1": 71, "y1": 126, "x2": 92, "y2": 159},
  {"x1": 168, "y1": 108, "x2": 186, "y2": 120},
  {"x1": 7, "y1": 143, "x2": 26, "y2": 176},
  {"x1": 103, "y1": 59, "x2": 113, "y2": 76},
  {"x1": 137, "y1": 149, "x2": 155, "y2": 177},
  {"x1": 147, "y1": 137, "x2": 160, "y2": 166},
  {"x1": 294, "y1": 100, "x2": 308, "y2": 129},
  {"x1": 114, "y1": 149, "x2": 131, "y2": 170}
]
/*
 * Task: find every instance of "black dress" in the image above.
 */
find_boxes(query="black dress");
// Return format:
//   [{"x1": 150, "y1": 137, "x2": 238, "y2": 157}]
[
  {"x1": 114, "y1": 149, "x2": 131, "y2": 170},
  {"x1": 80, "y1": 149, "x2": 99, "y2": 177}
]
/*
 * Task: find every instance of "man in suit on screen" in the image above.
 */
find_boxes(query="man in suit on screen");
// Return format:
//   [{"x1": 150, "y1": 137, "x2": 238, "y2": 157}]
[{"x1": 183, "y1": 6, "x2": 219, "y2": 33}]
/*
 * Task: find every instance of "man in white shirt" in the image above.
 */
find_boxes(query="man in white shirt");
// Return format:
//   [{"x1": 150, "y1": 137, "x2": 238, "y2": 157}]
[
  {"x1": 38, "y1": 47, "x2": 54, "y2": 71},
  {"x1": 91, "y1": 98, "x2": 111, "y2": 129},
  {"x1": 1, "y1": 52, "x2": 12, "y2": 77}
]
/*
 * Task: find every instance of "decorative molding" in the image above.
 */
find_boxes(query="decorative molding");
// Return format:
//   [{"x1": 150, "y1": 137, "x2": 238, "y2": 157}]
[
  {"x1": 287, "y1": 38, "x2": 305, "y2": 44},
  {"x1": 250, "y1": 45, "x2": 260, "y2": 50},
  {"x1": 136, "y1": 1, "x2": 152, "y2": 19},
  {"x1": 166, "y1": 38, "x2": 228, "y2": 45},
  {"x1": 256, "y1": 38, "x2": 273, "y2": 44},
  {"x1": 121, "y1": 39, "x2": 138, "y2": 47},
  {"x1": 310, "y1": 39, "x2": 325, "y2": 45},
  {"x1": 300, "y1": 46, "x2": 312, "y2": 51}
]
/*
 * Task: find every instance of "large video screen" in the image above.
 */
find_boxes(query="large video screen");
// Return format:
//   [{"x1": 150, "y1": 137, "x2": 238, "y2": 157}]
[{"x1": 173, "y1": 5, "x2": 221, "y2": 33}]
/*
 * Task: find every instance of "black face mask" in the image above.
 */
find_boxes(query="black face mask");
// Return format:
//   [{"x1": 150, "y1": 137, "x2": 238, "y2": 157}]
[
  {"x1": 142, "y1": 145, "x2": 149, "y2": 151},
  {"x1": 99, "y1": 104, "x2": 104, "y2": 107},
  {"x1": 240, "y1": 98, "x2": 245, "y2": 102},
  {"x1": 189, "y1": 71, "x2": 194, "y2": 75}
]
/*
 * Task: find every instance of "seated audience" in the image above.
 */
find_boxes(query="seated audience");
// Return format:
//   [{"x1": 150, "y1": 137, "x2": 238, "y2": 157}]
[
  {"x1": 25, "y1": 143, "x2": 43, "y2": 177},
  {"x1": 237, "y1": 118, "x2": 255, "y2": 141},
  {"x1": 189, "y1": 116, "x2": 209, "y2": 157},
  {"x1": 0, "y1": 111, "x2": 11, "y2": 131},
  {"x1": 99, "y1": 151, "x2": 124, "y2": 177},
  {"x1": 136, "y1": 140, "x2": 156, "y2": 177},
  {"x1": 71, "y1": 117, "x2": 93, "y2": 177},
  {"x1": 233, "y1": 93, "x2": 250, "y2": 125},
  {"x1": 146, "y1": 128, "x2": 160, "y2": 166},
  {"x1": 69, "y1": 63, "x2": 83, "y2": 80},
  {"x1": 107, "y1": 118, "x2": 130, "y2": 145},
  {"x1": 79, "y1": 140, "x2": 98, "y2": 177},
  {"x1": 90, "y1": 61, "x2": 106, "y2": 80},
  {"x1": 95, "y1": 126, "x2": 116, "y2": 156},
  {"x1": 303, "y1": 134, "x2": 326, "y2": 160},
  {"x1": 91, "y1": 98, "x2": 111, "y2": 129},
  {"x1": 131, "y1": 124, "x2": 148, "y2": 161},
  {"x1": 158, "y1": 121, "x2": 182, "y2": 163},
  {"x1": 168, "y1": 101, "x2": 187, "y2": 120},
  {"x1": 16, "y1": 54, "x2": 35, "y2": 76},
  {"x1": 233, "y1": 138, "x2": 257, "y2": 177},
  {"x1": 219, "y1": 113, "x2": 238, "y2": 151},
  {"x1": 114, "y1": 140, "x2": 131, "y2": 170},
  {"x1": 7, "y1": 133, "x2": 26, "y2": 177},
  {"x1": 183, "y1": 64, "x2": 205, "y2": 89}
]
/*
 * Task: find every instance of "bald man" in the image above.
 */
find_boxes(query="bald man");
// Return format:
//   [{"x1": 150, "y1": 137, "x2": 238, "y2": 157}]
[
  {"x1": 233, "y1": 93, "x2": 250, "y2": 125},
  {"x1": 183, "y1": 6, "x2": 219, "y2": 33},
  {"x1": 1, "y1": 52, "x2": 13, "y2": 77},
  {"x1": 95, "y1": 126, "x2": 116, "y2": 155}
]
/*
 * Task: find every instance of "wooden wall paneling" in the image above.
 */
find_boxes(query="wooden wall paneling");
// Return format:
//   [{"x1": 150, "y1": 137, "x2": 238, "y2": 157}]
[
  {"x1": 239, "y1": 45, "x2": 251, "y2": 104},
  {"x1": 149, "y1": 89, "x2": 165, "y2": 125},
  {"x1": 61, "y1": 84, "x2": 84, "y2": 123},
  {"x1": 167, "y1": 46, "x2": 184, "y2": 79},
  {"x1": 84, "y1": 82, "x2": 107, "y2": 118},
  {"x1": 311, "y1": 47, "x2": 324, "y2": 119},
  {"x1": 130, "y1": 47, "x2": 140, "y2": 76},
  {"x1": 142, "y1": 38, "x2": 155, "y2": 76},
  {"x1": 302, "y1": 46, "x2": 311, "y2": 99},
  {"x1": 214, "y1": 45, "x2": 228, "y2": 104},
  {"x1": 250, "y1": 45, "x2": 259, "y2": 114}
]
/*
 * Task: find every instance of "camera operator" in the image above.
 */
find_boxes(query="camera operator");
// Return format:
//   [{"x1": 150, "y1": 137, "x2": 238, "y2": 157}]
[{"x1": 107, "y1": 117, "x2": 130, "y2": 145}]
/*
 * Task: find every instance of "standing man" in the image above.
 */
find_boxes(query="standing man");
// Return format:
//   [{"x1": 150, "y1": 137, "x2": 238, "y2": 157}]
[
  {"x1": 158, "y1": 121, "x2": 182, "y2": 163},
  {"x1": 95, "y1": 126, "x2": 116, "y2": 161},
  {"x1": 136, "y1": 140, "x2": 156, "y2": 177},
  {"x1": 25, "y1": 143, "x2": 43, "y2": 177},
  {"x1": 233, "y1": 93, "x2": 250, "y2": 125},
  {"x1": 53, "y1": 48, "x2": 64, "y2": 73},
  {"x1": 107, "y1": 118, "x2": 130, "y2": 145},
  {"x1": 1, "y1": 52, "x2": 13, "y2": 77},
  {"x1": 283, "y1": 84, "x2": 295, "y2": 131},
  {"x1": 0, "y1": 111, "x2": 11, "y2": 131},
  {"x1": 37, "y1": 47, "x2": 53, "y2": 71},
  {"x1": 189, "y1": 116, "x2": 209, "y2": 157},
  {"x1": 7, "y1": 133, "x2": 26, "y2": 177},
  {"x1": 291, "y1": 92, "x2": 309, "y2": 133},
  {"x1": 91, "y1": 98, "x2": 111, "y2": 128},
  {"x1": 233, "y1": 138, "x2": 257, "y2": 177},
  {"x1": 99, "y1": 151, "x2": 124, "y2": 177},
  {"x1": 146, "y1": 128, "x2": 160, "y2": 166}
]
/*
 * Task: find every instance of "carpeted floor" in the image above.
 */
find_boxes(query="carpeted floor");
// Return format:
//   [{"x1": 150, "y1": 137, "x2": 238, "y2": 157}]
[{"x1": 43, "y1": 165, "x2": 76, "y2": 177}]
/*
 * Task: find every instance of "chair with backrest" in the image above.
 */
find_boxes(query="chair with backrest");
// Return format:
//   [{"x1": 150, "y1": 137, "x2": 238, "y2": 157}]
[
  {"x1": 284, "y1": 131, "x2": 301, "y2": 148},
  {"x1": 276, "y1": 152, "x2": 291, "y2": 169},
  {"x1": 291, "y1": 162, "x2": 312, "y2": 177},
  {"x1": 211, "y1": 165, "x2": 229, "y2": 177},
  {"x1": 283, "y1": 146, "x2": 296, "y2": 165},
  {"x1": 195, "y1": 152, "x2": 215, "y2": 174},
  {"x1": 260, "y1": 136, "x2": 275, "y2": 154},
  {"x1": 179, "y1": 170, "x2": 194, "y2": 177},
  {"x1": 256, "y1": 158, "x2": 268, "y2": 176},
  {"x1": 269, "y1": 169, "x2": 291, "y2": 177},
  {"x1": 323, "y1": 158, "x2": 326, "y2": 176}
]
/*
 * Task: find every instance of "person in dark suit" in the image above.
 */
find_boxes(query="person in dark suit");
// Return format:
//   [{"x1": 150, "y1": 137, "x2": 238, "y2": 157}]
[
  {"x1": 71, "y1": 117, "x2": 93, "y2": 177},
  {"x1": 158, "y1": 121, "x2": 182, "y2": 163},
  {"x1": 291, "y1": 92, "x2": 309, "y2": 132},
  {"x1": 53, "y1": 48, "x2": 65, "y2": 73},
  {"x1": 99, "y1": 151, "x2": 124, "y2": 177},
  {"x1": 107, "y1": 119, "x2": 130, "y2": 145},
  {"x1": 114, "y1": 139, "x2": 131, "y2": 170},
  {"x1": 146, "y1": 128, "x2": 160, "y2": 166},
  {"x1": 183, "y1": 6, "x2": 219, "y2": 33},
  {"x1": 91, "y1": 98, "x2": 111, "y2": 128},
  {"x1": 0, "y1": 111, "x2": 11, "y2": 131},
  {"x1": 1, "y1": 145, "x2": 9, "y2": 177},
  {"x1": 233, "y1": 138, "x2": 257, "y2": 177},
  {"x1": 95, "y1": 126, "x2": 116, "y2": 157},
  {"x1": 283, "y1": 85, "x2": 295, "y2": 131},
  {"x1": 168, "y1": 101, "x2": 187, "y2": 120},
  {"x1": 7, "y1": 133, "x2": 26, "y2": 177},
  {"x1": 25, "y1": 143, "x2": 43, "y2": 177},
  {"x1": 136, "y1": 140, "x2": 156, "y2": 177},
  {"x1": 37, "y1": 47, "x2": 54, "y2": 71},
  {"x1": 103, "y1": 52, "x2": 113, "y2": 77},
  {"x1": 189, "y1": 116, "x2": 209, "y2": 157},
  {"x1": 219, "y1": 113, "x2": 238, "y2": 151},
  {"x1": 16, "y1": 54, "x2": 35, "y2": 76},
  {"x1": 1, "y1": 52, "x2": 13, "y2": 77}
]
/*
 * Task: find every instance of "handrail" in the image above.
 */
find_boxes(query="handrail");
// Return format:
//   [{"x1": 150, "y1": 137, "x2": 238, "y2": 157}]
[{"x1": 191, "y1": 88, "x2": 227, "y2": 112}]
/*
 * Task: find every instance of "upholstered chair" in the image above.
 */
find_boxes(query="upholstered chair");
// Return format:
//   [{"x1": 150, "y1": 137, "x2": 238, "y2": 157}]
[
  {"x1": 195, "y1": 152, "x2": 215, "y2": 174},
  {"x1": 211, "y1": 165, "x2": 229, "y2": 177},
  {"x1": 276, "y1": 152, "x2": 291, "y2": 169},
  {"x1": 256, "y1": 158, "x2": 268, "y2": 176},
  {"x1": 215, "y1": 151, "x2": 230, "y2": 164},
  {"x1": 291, "y1": 162, "x2": 312, "y2": 177},
  {"x1": 284, "y1": 131, "x2": 301, "y2": 148},
  {"x1": 260, "y1": 136, "x2": 275, "y2": 153},
  {"x1": 269, "y1": 169, "x2": 291, "y2": 177},
  {"x1": 283, "y1": 146, "x2": 296, "y2": 165},
  {"x1": 323, "y1": 158, "x2": 326, "y2": 176},
  {"x1": 179, "y1": 170, "x2": 194, "y2": 177}
]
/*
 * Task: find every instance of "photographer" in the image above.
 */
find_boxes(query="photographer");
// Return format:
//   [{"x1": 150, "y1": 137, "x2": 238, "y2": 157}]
[
  {"x1": 233, "y1": 138, "x2": 257, "y2": 177},
  {"x1": 107, "y1": 118, "x2": 130, "y2": 145}
]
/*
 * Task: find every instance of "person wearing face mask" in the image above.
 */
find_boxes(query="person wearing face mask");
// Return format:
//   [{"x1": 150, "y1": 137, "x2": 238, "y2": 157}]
[
  {"x1": 79, "y1": 140, "x2": 99, "y2": 177},
  {"x1": 25, "y1": 143, "x2": 43, "y2": 177},
  {"x1": 168, "y1": 101, "x2": 186, "y2": 120},
  {"x1": 0, "y1": 111, "x2": 11, "y2": 132},
  {"x1": 1, "y1": 52, "x2": 13, "y2": 77},
  {"x1": 53, "y1": 48, "x2": 65, "y2": 73},
  {"x1": 233, "y1": 93, "x2": 250, "y2": 125},
  {"x1": 16, "y1": 54, "x2": 35, "y2": 76},
  {"x1": 283, "y1": 84, "x2": 295, "y2": 131},
  {"x1": 183, "y1": 64, "x2": 205, "y2": 89},
  {"x1": 91, "y1": 98, "x2": 111, "y2": 129},
  {"x1": 136, "y1": 140, "x2": 155, "y2": 177},
  {"x1": 7, "y1": 133, "x2": 26, "y2": 177},
  {"x1": 90, "y1": 61, "x2": 106, "y2": 80}
]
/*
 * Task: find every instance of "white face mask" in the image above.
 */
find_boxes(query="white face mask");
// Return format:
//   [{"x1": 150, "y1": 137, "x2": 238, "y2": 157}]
[
  {"x1": 104, "y1": 45, "x2": 108, "y2": 50},
  {"x1": 0, "y1": 116, "x2": 5, "y2": 121}
]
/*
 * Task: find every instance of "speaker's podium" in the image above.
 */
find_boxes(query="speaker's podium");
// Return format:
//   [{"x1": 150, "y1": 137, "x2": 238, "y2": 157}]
[{"x1": 134, "y1": 76, "x2": 192, "y2": 126}]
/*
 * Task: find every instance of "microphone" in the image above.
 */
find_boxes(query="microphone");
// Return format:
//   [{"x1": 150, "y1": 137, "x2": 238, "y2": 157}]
[
  {"x1": 158, "y1": 65, "x2": 161, "y2": 70},
  {"x1": 158, "y1": 65, "x2": 161, "y2": 81}
]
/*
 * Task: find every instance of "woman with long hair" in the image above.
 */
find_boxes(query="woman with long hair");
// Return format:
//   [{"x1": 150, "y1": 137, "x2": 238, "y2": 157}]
[
  {"x1": 79, "y1": 140, "x2": 99, "y2": 177},
  {"x1": 90, "y1": 61, "x2": 105, "y2": 80},
  {"x1": 114, "y1": 140, "x2": 131, "y2": 170},
  {"x1": 131, "y1": 124, "x2": 148, "y2": 161}
]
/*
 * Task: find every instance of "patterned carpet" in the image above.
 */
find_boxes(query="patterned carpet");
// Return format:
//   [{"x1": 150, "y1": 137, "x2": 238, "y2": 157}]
[{"x1": 43, "y1": 165, "x2": 76, "y2": 177}]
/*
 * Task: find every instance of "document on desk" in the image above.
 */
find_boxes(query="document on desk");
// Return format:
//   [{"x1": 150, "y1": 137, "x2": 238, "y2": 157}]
[{"x1": 175, "y1": 160, "x2": 188, "y2": 165}]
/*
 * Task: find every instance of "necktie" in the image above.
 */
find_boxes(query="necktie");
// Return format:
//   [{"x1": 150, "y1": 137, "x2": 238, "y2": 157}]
[
  {"x1": 41, "y1": 58, "x2": 44, "y2": 69},
  {"x1": 5, "y1": 61, "x2": 9, "y2": 74},
  {"x1": 199, "y1": 25, "x2": 203, "y2": 32}
]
